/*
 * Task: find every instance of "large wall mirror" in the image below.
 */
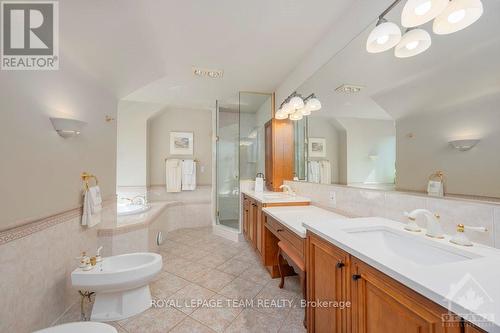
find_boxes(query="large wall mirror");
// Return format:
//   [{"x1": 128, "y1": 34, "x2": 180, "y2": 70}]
[{"x1": 294, "y1": 0, "x2": 500, "y2": 199}]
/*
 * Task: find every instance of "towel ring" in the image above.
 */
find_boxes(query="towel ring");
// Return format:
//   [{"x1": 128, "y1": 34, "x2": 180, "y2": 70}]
[
  {"x1": 81, "y1": 172, "x2": 98, "y2": 191},
  {"x1": 428, "y1": 170, "x2": 444, "y2": 182}
]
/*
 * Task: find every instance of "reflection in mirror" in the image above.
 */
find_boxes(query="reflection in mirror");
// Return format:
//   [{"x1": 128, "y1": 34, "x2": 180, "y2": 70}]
[
  {"x1": 294, "y1": 0, "x2": 500, "y2": 199},
  {"x1": 239, "y1": 92, "x2": 273, "y2": 181}
]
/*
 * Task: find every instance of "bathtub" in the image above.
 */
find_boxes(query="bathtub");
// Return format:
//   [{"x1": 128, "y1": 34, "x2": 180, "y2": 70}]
[{"x1": 117, "y1": 204, "x2": 151, "y2": 216}]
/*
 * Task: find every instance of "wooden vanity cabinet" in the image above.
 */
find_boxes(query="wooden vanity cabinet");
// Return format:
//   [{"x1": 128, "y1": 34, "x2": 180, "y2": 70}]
[
  {"x1": 306, "y1": 231, "x2": 463, "y2": 333},
  {"x1": 264, "y1": 119, "x2": 294, "y2": 191}
]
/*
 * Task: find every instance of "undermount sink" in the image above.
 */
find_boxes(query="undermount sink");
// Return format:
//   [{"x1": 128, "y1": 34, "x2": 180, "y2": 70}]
[{"x1": 344, "y1": 226, "x2": 481, "y2": 266}]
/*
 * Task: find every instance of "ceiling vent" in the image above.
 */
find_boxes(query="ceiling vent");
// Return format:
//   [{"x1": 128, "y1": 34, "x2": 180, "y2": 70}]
[
  {"x1": 335, "y1": 84, "x2": 364, "y2": 94},
  {"x1": 192, "y1": 67, "x2": 224, "y2": 79}
]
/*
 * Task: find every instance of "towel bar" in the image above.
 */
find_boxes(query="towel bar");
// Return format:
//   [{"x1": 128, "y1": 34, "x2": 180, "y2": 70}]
[{"x1": 81, "y1": 172, "x2": 98, "y2": 190}]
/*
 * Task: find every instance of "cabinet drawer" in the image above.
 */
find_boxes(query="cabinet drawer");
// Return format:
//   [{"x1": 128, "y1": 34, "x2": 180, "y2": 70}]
[{"x1": 266, "y1": 216, "x2": 304, "y2": 258}]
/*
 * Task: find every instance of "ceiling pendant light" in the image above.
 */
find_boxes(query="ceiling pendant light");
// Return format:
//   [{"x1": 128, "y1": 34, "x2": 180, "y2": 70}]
[
  {"x1": 366, "y1": 20, "x2": 402, "y2": 53},
  {"x1": 289, "y1": 109, "x2": 303, "y2": 121},
  {"x1": 433, "y1": 0, "x2": 483, "y2": 35},
  {"x1": 395, "y1": 28, "x2": 432, "y2": 58},
  {"x1": 401, "y1": 0, "x2": 449, "y2": 27}
]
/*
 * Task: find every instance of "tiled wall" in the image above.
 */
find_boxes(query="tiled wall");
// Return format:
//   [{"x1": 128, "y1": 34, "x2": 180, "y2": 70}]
[
  {"x1": 0, "y1": 215, "x2": 99, "y2": 333},
  {"x1": 285, "y1": 181, "x2": 500, "y2": 248}
]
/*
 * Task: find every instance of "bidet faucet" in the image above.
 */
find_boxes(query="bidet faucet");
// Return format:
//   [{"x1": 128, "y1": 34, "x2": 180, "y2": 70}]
[
  {"x1": 405, "y1": 209, "x2": 444, "y2": 239},
  {"x1": 131, "y1": 195, "x2": 147, "y2": 205},
  {"x1": 279, "y1": 184, "x2": 295, "y2": 195}
]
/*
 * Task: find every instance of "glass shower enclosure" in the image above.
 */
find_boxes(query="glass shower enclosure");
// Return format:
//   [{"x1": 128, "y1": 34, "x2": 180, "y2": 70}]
[{"x1": 216, "y1": 92, "x2": 273, "y2": 231}]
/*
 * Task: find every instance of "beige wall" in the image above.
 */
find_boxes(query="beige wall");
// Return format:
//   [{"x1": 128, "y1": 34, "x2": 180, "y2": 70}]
[
  {"x1": 0, "y1": 63, "x2": 117, "y2": 229},
  {"x1": 338, "y1": 118, "x2": 396, "y2": 185},
  {"x1": 148, "y1": 108, "x2": 213, "y2": 186},
  {"x1": 396, "y1": 94, "x2": 500, "y2": 198}
]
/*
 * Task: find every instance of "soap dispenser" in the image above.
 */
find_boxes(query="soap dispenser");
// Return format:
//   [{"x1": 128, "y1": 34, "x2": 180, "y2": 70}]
[{"x1": 255, "y1": 173, "x2": 265, "y2": 193}]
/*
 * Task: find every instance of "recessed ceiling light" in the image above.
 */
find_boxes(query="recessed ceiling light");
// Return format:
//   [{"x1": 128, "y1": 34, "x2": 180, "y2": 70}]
[
  {"x1": 335, "y1": 84, "x2": 364, "y2": 94},
  {"x1": 192, "y1": 67, "x2": 224, "y2": 79}
]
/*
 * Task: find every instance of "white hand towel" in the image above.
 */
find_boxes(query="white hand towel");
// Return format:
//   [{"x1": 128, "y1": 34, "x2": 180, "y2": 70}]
[
  {"x1": 166, "y1": 159, "x2": 182, "y2": 192},
  {"x1": 81, "y1": 190, "x2": 101, "y2": 227},
  {"x1": 88, "y1": 186, "x2": 102, "y2": 213},
  {"x1": 181, "y1": 160, "x2": 197, "y2": 191},
  {"x1": 320, "y1": 160, "x2": 332, "y2": 184},
  {"x1": 308, "y1": 161, "x2": 320, "y2": 183}
]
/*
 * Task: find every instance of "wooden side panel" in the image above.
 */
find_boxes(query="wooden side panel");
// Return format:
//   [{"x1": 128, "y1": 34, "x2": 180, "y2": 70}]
[
  {"x1": 265, "y1": 120, "x2": 273, "y2": 190},
  {"x1": 256, "y1": 203, "x2": 263, "y2": 255},
  {"x1": 264, "y1": 119, "x2": 294, "y2": 191}
]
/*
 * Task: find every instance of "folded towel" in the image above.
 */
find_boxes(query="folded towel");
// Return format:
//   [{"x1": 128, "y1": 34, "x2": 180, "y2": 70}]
[
  {"x1": 181, "y1": 160, "x2": 196, "y2": 191},
  {"x1": 166, "y1": 159, "x2": 182, "y2": 192},
  {"x1": 81, "y1": 189, "x2": 101, "y2": 227},
  {"x1": 88, "y1": 185, "x2": 102, "y2": 213}
]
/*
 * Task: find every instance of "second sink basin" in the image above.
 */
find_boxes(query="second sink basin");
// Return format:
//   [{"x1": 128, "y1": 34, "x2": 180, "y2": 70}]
[{"x1": 344, "y1": 226, "x2": 481, "y2": 266}]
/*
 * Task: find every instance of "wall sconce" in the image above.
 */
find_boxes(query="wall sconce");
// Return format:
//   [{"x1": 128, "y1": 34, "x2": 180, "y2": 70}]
[
  {"x1": 50, "y1": 117, "x2": 87, "y2": 138},
  {"x1": 449, "y1": 139, "x2": 480, "y2": 151}
]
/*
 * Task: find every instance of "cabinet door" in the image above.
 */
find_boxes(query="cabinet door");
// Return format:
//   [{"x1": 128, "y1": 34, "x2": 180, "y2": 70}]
[
  {"x1": 351, "y1": 257, "x2": 461, "y2": 333},
  {"x1": 243, "y1": 198, "x2": 249, "y2": 238},
  {"x1": 256, "y1": 203, "x2": 263, "y2": 255},
  {"x1": 249, "y1": 201, "x2": 257, "y2": 246},
  {"x1": 306, "y1": 232, "x2": 350, "y2": 333}
]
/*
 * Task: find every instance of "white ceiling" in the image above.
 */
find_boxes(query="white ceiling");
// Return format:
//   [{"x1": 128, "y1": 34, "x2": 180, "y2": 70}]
[
  {"x1": 300, "y1": 0, "x2": 500, "y2": 120},
  {"x1": 60, "y1": 0, "x2": 355, "y2": 110}
]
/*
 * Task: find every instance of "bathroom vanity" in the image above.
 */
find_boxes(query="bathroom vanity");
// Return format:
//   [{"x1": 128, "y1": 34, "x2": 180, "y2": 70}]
[{"x1": 241, "y1": 191, "x2": 310, "y2": 276}]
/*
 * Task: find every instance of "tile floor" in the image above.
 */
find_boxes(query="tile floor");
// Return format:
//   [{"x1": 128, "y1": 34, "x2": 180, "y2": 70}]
[{"x1": 57, "y1": 227, "x2": 306, "y2": 333}]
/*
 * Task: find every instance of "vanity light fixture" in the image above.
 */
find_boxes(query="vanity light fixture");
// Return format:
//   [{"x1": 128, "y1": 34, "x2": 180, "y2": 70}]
[
  {"x1": 367, "y1": 0, "x2": 483, "y2": 58},
  {"x1": 433, "y1": 0, "x2": 483, "y2": 35},
  {"x1": 449, "y1": 139, "x2": 480, "y2": 151},
  {"x1": 401, "y1": 0, "x2": 449, "y2": 27},
  {"x1": 275, "y1": 92, "x2": 321, "y2": 120},
  {"x1": 366, "y1": 19, "x2": 402, "y2": 53},
  {"x1": 395, "y1": 28, "x2": 432, "y2": 58},
  {"x1": 50, "y1": 117, "x2": 87, "y2": 138}
]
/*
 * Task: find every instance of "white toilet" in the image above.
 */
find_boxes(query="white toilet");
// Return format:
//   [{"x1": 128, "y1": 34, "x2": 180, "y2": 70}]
[
  {"x1": 34, "y1": 322, "x2": 117, "y2": 333},
  {"x1": 71, "y1": 252, "x2": 162, "y2": 321}
]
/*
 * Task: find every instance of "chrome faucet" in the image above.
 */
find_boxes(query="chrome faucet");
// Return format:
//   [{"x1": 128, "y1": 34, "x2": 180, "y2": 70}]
[
  {"x1": 279, "y1": 184, "x2": 295, "y2": 196},
  {"x1": 405, "y1": 209, "x2": 444, "y2": 239}
]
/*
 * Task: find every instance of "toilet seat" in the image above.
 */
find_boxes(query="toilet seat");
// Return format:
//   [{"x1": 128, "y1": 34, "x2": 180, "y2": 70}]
[{"x1": 34, "y1": 322, "x2": 117, "y2": 333}]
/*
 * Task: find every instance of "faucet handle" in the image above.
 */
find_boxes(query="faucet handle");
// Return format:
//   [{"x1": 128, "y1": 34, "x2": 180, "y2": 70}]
[
  {"x1": 434, "y1": 213, "x2": 440, "y2": 219},
  {"x1": 457, "y1": 224, "x2": 487, "y2": 233},
  {"x1": 403, "y1": 211, "x2": 421, "y2": 232}
]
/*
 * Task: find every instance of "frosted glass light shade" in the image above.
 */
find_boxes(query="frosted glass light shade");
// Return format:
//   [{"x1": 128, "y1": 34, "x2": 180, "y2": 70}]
[
  {"x1": 50, "y1": 117, "x2": 87, "y2": 138},
  {"x1": 395, "y1": 29, "x2": 432, "y2": 58},
  {"x1": 300, "y1": 106, "x2": 311, "y2": 116},
  {"x1": 401, "y1": 0, "x2": 449, "y2": 27},
  {"x1": 306, "y1": 97, "x2": 322, "y2": 111},
  {"x1": 275, "y1": 109, "x2": 288, "y2": 120},
  {"x1": 433, "y1": 0, "x2": 483, "y2": 35},
  {"x1": 289, "y1": 96, "x2": 304, "y2": 110},
  {"x1": 289, "y1": 109, "x2": 303, "y2": 121},
  {"x1": 282, "y1": 102, "x2": 294, "y2": 115},
  {"x1": 366, "y1": 22, "x2": 402, "y2": 53}
]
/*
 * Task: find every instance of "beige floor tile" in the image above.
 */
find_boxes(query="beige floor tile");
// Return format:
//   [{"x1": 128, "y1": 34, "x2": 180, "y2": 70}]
[
  {"x1": 284, "y1": 304, "x2": 307, "y2": 327},
  {"x1": 216, "y1": 258, "x2": 252, "y2": 276},
  {"x1": 253, "y1": 283, "x2": 298, "y2": 318},
  {"x1": 190, "y1": 294, "x2": 242, "y2": 332},
  {"x1": 278, "y1": 322, "x2": 306, "y2": 333},
  {"x1": 119, "y1": 306, "x2": 186, "y2": 333},
  {"x1": 151, "y1": 272, "x2": 190, "y2": 299},
  {"x1": 239, "y1": 264, "x2": 272, "y2": 285},
  {"x1": 192, "y1": 269, "x2": 236, "y2": 292},
  {"x1": 218, "y1": 277, "x2": 265, "y2": 300},
  {"x1": 224, "y1": 309, "x2": 282, "y2": 333},
  {"x1": 197, "y1": 253, "x2": 233, "y2": 268},
  {"x1": 167, "y1": 283, "x2": 216, "y2": 315},
  {"x1": 169, "y1": 317, "x2": 216, "y2": 333},
  {"x1": 165, "y1": 259, "x2": 208, "y2": 281}
]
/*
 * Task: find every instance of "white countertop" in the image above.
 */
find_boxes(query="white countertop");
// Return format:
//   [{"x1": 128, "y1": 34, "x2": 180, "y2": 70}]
[
  {"x1": 262, "y1": 205, "x2": 348, "y2": 238},
  {"x1": 302, "y1": 217, "x2": 500, "y2": 332},
  {"x1": 242, "y1": 190, "x2": 311, "y2": 204}
]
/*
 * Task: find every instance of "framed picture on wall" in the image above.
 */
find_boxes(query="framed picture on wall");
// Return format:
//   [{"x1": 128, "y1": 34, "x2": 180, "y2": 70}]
[
  {"x1": 170, "y1": 132, "x2": 194, "y2": 155},
  {"x1": 308, "y1": 137, "x2": 326, "y2": 158}
]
